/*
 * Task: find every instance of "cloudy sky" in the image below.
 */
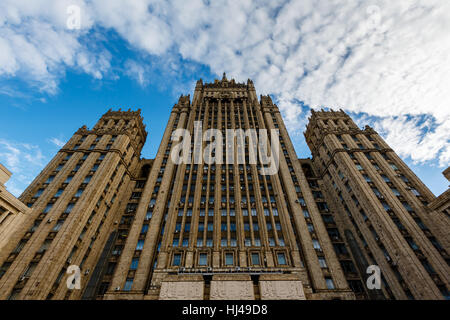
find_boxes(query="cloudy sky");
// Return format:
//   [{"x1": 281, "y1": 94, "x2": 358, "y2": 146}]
[{"x1": 0, "y1": 0, "x2": 449, "y2": 196}]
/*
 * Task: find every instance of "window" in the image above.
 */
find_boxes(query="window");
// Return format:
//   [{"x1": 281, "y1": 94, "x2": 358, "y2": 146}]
[
  {"x1": 313, "y1": 239, "x2": 322, "y2": 250},
  {"x1": 46, "y1": 175, "x2": 55, "y2": 184},
  {"x1": 43, "y1": 204, "x2": 53, "y2": 214},
  {"x1": 269, "y1": 238, "x2": 276, "y2": 246},
  {"x1": 64, "y1": 203, "x2": 74, "y2": 214},
  {"x1": 277, "y1": 252, "x2": 287, "y2": 265},
  {"x1": 131, "y1": 192, "x2": 141, "y2": 199},
  {"x1": 173, "y1": 254, "x2": 182, "y2": 266},
  {"x1": 372, "y1": 187, "x2": 382, "y2": 197},
  {"x1": 130, "y1": 258, "x2": 139, "y2": 270},
  {"x1": 74, "y1": 188, "x2": 84, "y2": 198},
  {"x1": 381, "y1": 201, "x2": 391, "y2": 211},
  {"x1": 391, "y1": 188, "x2": 401, "y2": 196},
  {"x1": 123, "y1": 278, "x2": 133, "y2": 291},
  {"x1": 37, "y1": 239, "x2": 52, "y2": 253},
  {"x1": 402, "y1": 202, "x2": 413, "y2": 212},
  {"x1": 140, "y1": 224, "x2": 149, "y2": 234},
  {"x1": 251, "y1": 253, "x2": 260, "y2": 265},
  {"x1": 52, "y1": 219, "x2": 65, "y2": 232},
  {"x1": 105, "y1": 262, "x2": 116, "y2": 275},
  {"x1": 23, "y1": 262, "x2": 38, "y2": 278},
  {"x1": 298, "y1": 197, "x2": 306, "y2": 206},
  {"x1": 405, "y1": 237, "x2": 419, "y2": 251},
  {"x1": 390, "y1": 163, "x2": 399, "y2": 170},
  {"x1": 334, "y1": 243, "x2": 348, "y2": 255},
  {"x1": 34, "y1": 189, "x2": 44, "y2": 198},
  {"x1": 325, "y1": 277, "x2": 335, "y2": 289},
  {"x1": 112, "y1": 245, "x2": 123, "y2": 256},
  {"x1": 225, "y1": 253, "x2": 234, "y2": 266},
  {"x1": 199, "y1": 253, "x2": 208, "y2": 266},
  {"x1": 54, "y1": 189, "x2": 64, "y2": 198},
  {"x1": 136, "y1": 240, "x2": 144, "y2": 251},
  {"x1": 318, "y1": 257, "x2": 328, "y2": 268}
]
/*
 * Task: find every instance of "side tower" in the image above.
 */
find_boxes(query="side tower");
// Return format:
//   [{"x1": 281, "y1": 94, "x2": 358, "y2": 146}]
[
  {"x1": 103, "y1": 75, "x2": 356, "y2": 300},
  {"x1": 0, "y1": 109, "x2": 146, "y2": 300},
  {"x1": 0, "y1": 164, "x2": 32, "y2": 254},
  {"x1": 304, "y1": 109, "x2": 450, "y2": 300}
]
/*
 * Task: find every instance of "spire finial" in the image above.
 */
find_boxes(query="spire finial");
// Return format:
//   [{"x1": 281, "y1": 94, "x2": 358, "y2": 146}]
[{"x1": 222, "y1": 72, "x2": 227, "y2": 81}]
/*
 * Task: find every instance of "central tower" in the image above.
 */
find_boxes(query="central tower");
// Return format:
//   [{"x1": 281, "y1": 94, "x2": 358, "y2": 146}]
[{"x1": 100, "y1": 75, "x2": 357, "y2": 300}]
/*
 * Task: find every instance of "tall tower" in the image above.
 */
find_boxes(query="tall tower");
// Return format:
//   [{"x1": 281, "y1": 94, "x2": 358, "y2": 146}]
[
  {"x1": 98, "y1": 75, "x2": 359, "y2": 300},
  {"x1": 0, "y1": 164, "x2": 32, "y2": 254},
  {"x1": 304, "y1": 109, "x2": 450, "y2": 300},
  {"x1": 0, "y1": 109, "x2": 146, "y2": 299}
]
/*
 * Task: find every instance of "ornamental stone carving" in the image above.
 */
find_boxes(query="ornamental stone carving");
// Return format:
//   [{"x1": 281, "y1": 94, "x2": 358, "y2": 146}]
[
  {"x1": 210, "y1": 280, "x2": 254, "y2": 300},
  {"x1": 259, "y1": 280, "x2": 306, "y2": 300},
  {"x1": 159, "y1": 281, "x2": 204, "y2": 300}
]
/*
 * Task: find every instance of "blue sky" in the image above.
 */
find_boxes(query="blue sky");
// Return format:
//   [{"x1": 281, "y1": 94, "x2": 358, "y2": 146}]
[{"x1": 0, "y1": 0, "x2": 449, "y2": 197}]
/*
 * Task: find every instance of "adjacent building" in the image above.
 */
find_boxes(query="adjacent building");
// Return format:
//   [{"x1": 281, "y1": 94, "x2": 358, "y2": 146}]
[
  {"x1": 0, "y1": 75, "x2": 448, "y2": 300},
  {"x1": 0, "y1": 164, "x2": 32, "y2": 254}
]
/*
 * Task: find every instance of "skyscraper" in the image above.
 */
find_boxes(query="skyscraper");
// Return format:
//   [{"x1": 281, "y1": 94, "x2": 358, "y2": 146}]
[
  {"x1": 304, "y1": 109, "x2": 450, "y2": 300},
  {"x1": 0, "y1": 75, "x2": 448, "y2": 300}
]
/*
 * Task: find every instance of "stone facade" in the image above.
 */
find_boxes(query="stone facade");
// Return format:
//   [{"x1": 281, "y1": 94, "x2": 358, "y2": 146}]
[
  {"x1": 0, "y1": 164, "x2": 32, "y2": 255},
  {"x1": 304, "y1": 109, "x2": 450, "y2": 300},
  {"x1": 0, "y1": 76, "x2": 448, "y2": 300}
]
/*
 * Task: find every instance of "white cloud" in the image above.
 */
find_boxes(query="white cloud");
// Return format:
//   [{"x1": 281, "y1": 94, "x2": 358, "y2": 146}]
[
  {"x1": 0, "y1": 138, "x2": 46, "y2": 196},
  {"x1": 0, "y1": 0, "x2": 449, "y2": 166},
  {"x1": 372, "y1": 116, "x2": 450, "y2": 167},
  {"x1": 124, "y1": 60, "x2": 149, "y2": 87},
  {"x1": 48, "y1": 137, "x2": 66, "y2": 148}
]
